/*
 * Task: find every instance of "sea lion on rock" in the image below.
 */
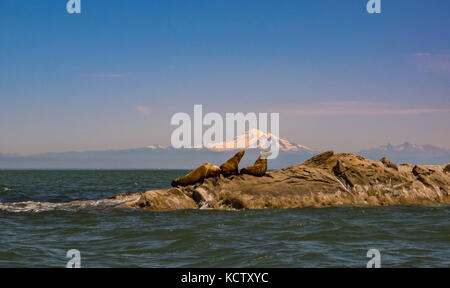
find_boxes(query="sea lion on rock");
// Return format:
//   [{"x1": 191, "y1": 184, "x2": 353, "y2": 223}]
[
  {"x1": 380, "y1": 157, "x2": 398, "y2": 170},
  {"x1": 240, "y1": 151, "x2": 272, "y2": 177},
  {"x1": 171, "y1": 162, "x2": 218, "y2": 187},
  {"x1": 205, "y1": 164, "x2": 221, "y2": 178},
  {"x1": 220, "y1": 150, "x2": 245, "y2": 176}
]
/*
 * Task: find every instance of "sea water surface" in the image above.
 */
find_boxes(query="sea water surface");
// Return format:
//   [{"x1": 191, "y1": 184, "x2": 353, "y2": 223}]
[{"x1": 0, "y1": 170, "x2": 449, "y2": 268}]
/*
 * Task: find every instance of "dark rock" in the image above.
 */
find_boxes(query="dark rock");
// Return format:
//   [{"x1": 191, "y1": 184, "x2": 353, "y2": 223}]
[
  {"x1": 444, "y1": 164, "x2": 450, "y2": 174},
  {"x1": 413, "y1": 165, "x2": 431, "y2": 176}
]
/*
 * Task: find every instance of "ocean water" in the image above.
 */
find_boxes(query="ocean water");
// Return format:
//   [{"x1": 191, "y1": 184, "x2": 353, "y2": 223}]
[{"x1": 0, "y1": 170, "x2": 449, "y2": 268}]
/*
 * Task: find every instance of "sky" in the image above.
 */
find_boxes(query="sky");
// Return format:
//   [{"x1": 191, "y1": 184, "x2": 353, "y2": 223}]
[{"x1": 0, "y1": 0, "x2": 449, "y2": 155}]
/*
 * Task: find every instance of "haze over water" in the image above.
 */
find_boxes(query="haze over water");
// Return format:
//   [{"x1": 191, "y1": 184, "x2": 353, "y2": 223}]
[{"x1": 0, "y1": 170, "x2": 449, "y2": 267}]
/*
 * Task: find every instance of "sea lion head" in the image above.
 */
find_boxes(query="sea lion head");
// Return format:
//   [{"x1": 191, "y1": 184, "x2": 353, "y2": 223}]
[{"x1": 235, "y1": 150, "x2": 245, "y2": 162}]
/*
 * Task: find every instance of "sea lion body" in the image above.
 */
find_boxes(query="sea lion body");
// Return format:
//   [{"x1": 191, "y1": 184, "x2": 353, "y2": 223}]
[
  {"x1": 240, "y1": 151, "x2": 271, "y2": 177},
  {"x1": 241, "y1": 157, "x2": 266, "y2": 177},
  {"x1": 171, "y1": 162, "x2": 218, "y2": 187},
  {"x1": 220, "y1": 151, "x2": 245, "y2": 176},
  {"x1": 205, "y1": 164, "x2": 221, "y2": 178}
]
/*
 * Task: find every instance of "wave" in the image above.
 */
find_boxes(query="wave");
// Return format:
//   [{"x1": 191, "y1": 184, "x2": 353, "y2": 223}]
[{"x1": 0, "y1": 198, "x2": 131, "y2": 213}]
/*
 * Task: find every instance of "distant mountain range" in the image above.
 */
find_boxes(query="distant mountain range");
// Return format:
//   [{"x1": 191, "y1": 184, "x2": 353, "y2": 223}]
[
  {"x1": 0, "y1": 132, "x2": 449, "y2": 169},
  {"x1": 0, "y1": 130, "x2": 315, "y2": 169},
  {"x1": 360, "y1": 142, "x2": 450, "y2": 165}
]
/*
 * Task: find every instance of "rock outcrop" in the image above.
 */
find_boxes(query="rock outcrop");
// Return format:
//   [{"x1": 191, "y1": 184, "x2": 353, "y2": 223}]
[
  {"x1": 135, "y1": 188, "x2": 197, "y2": 210},
  {"x1": 119, "y1": 151, "x2": 450, "y2": 211}
]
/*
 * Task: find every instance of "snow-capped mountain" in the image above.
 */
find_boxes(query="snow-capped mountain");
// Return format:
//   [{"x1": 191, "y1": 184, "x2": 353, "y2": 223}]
[
  {"x1": 359, "y1": 142, "x2": 450, "y2": 164},
  {"x1": 205, "y1": 129, "x2": 312, "y2": 152}
]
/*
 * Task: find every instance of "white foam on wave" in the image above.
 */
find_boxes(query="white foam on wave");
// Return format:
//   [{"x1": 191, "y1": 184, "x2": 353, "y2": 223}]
[{"x1": 0, "y1": 198, "x2": 131, "y2": 213}]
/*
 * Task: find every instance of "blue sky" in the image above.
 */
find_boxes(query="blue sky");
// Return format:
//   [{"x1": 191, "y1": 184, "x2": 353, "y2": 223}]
[{"x1": 0, "y1": 0, "x2": 449, "y2": 155}]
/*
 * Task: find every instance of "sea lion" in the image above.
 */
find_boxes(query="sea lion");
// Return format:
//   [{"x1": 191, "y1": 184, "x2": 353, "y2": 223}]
[
  {"x1": 205, "y1": 164, "x2": 221, "y2": 178},
  {"x1": 220, "y1": 150, "x2": 245, "y2": 176},
  {"x1": 171, "y1": 162, "x2": 213, "y2": 187},
  {"x1": 240, "y1": 151, "x2": 272, "y2": 177},
  {"x1": 380, "y1": 157, "x2": 398, "y2": 170}
]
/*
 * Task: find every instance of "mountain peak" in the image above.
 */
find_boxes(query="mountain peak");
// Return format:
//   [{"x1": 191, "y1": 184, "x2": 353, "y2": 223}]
[{"x1": 205, "y1": 129, "x2": 312, "y2": 152}]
